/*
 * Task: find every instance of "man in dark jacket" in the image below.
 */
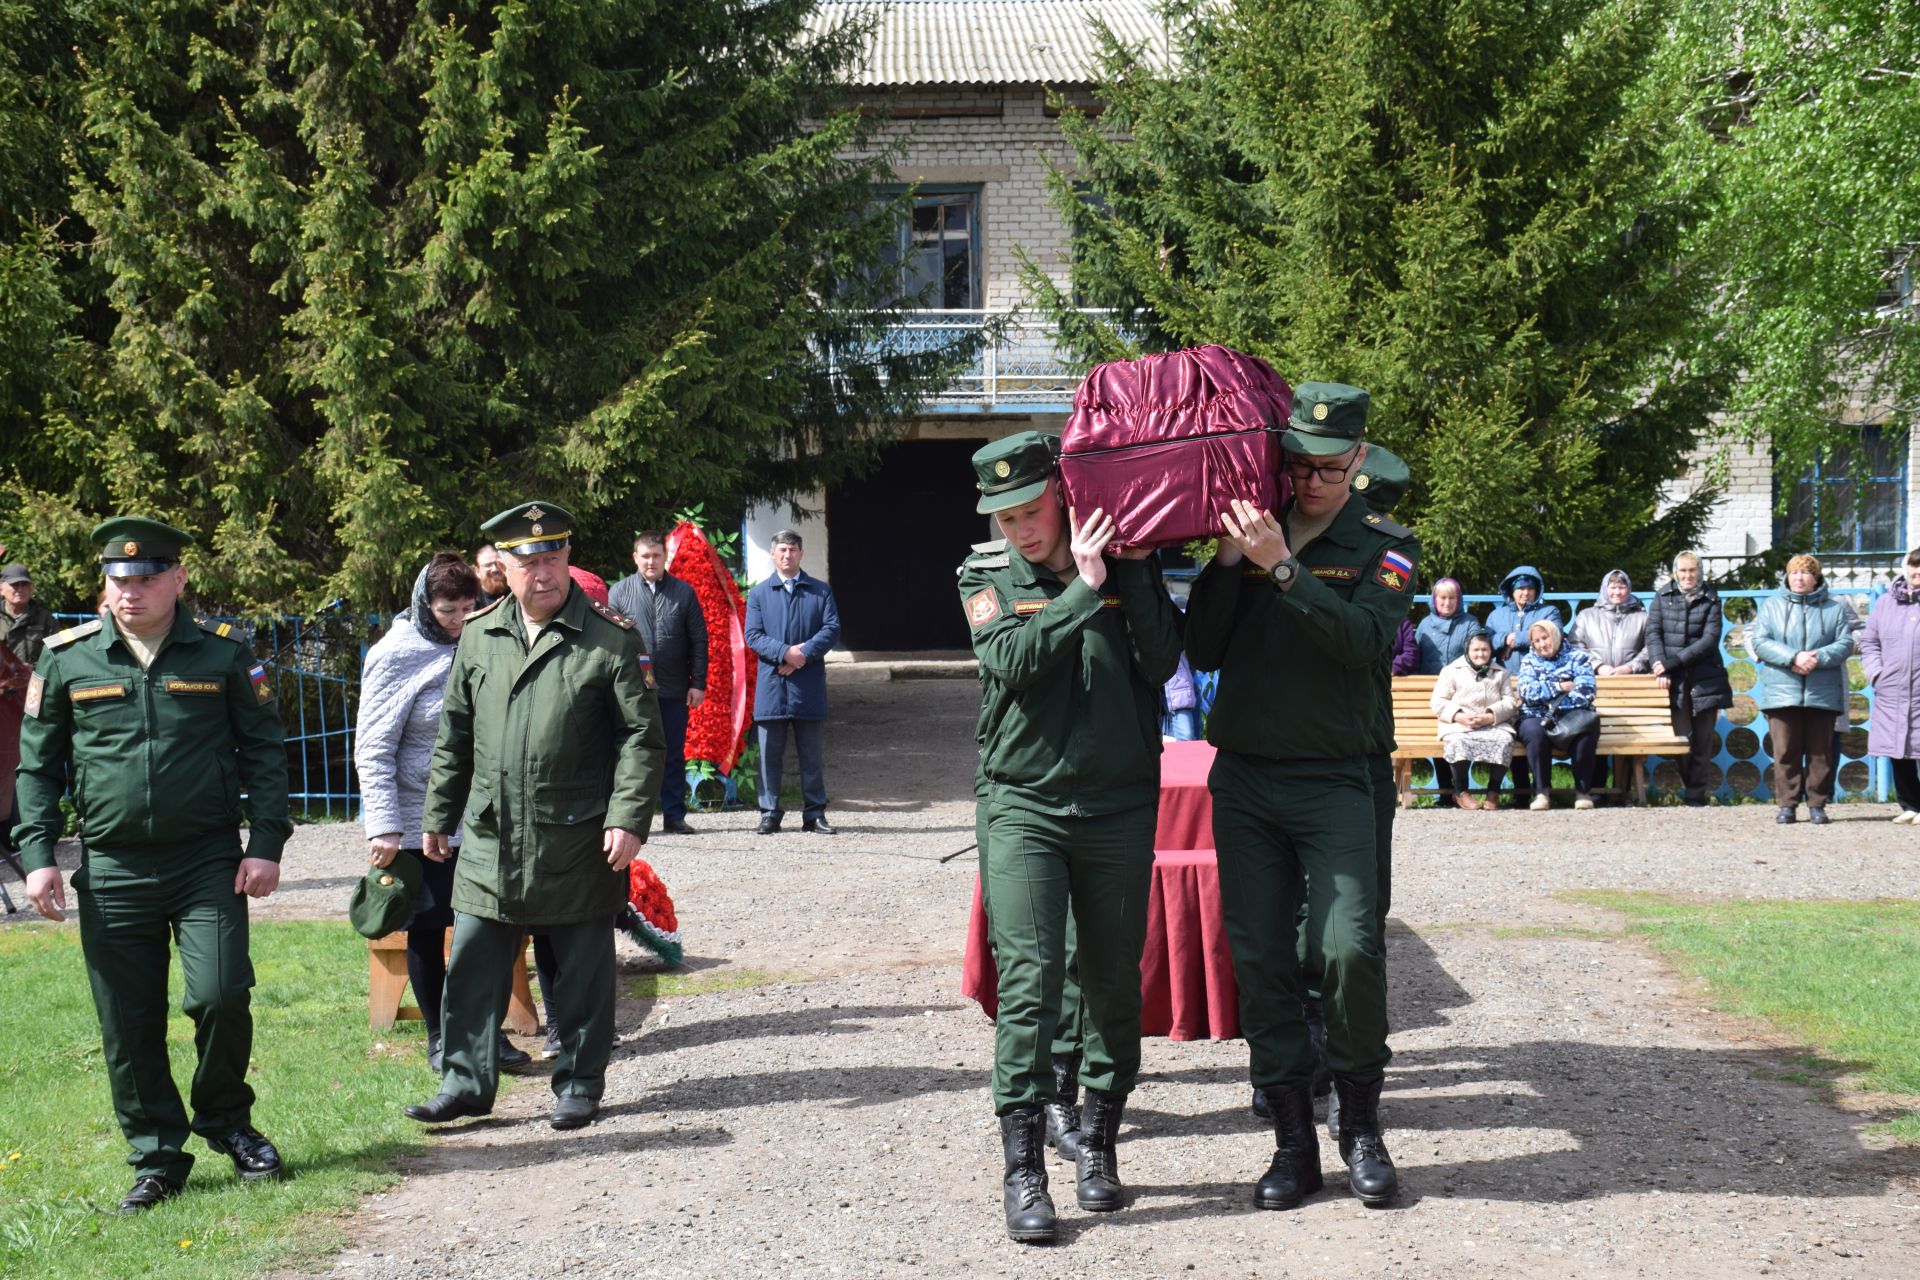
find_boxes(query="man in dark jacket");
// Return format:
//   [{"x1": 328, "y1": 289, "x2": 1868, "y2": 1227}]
[
  {"x1": 609, "y1": 531, "x2": 709, "y2": 835},
  {"x1": 744, "y1": 530, "x2": 841, "y2": 834}
]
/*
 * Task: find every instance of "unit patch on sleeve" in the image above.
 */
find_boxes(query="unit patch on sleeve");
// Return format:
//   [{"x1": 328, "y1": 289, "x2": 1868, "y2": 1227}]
[
  {"x1": 1375, "y1": 548, "x2": 1415, "y2": 593},
  {"x1": 248, "y1": 662, "x2": 275, "y2": 704},
  {"x1": 24, "y1": 673, "x2": 43, "y2": 718},
  {"x1": 966, "y1": 589, "x2": 1001, "y2": 628}
]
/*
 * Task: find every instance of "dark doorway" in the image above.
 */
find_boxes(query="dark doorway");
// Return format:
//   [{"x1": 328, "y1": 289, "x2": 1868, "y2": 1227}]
[{"x1": 829, "y1": 437, "x2": 991, "y2": 651}]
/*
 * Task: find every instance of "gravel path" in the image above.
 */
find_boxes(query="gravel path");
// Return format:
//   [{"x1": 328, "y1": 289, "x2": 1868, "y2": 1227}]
[{"x1": 12, "y1": 674, "x2": 1919, "y2": 1275}]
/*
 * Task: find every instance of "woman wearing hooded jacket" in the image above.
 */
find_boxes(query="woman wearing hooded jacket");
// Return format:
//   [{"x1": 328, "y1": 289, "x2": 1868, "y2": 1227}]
[
  {"x1": 356, "y1": 552, "x2": 528, "y2": 1073},
  {"x1": 1486, "y1": 566, "x2": 1562, "y2": 804},
  {"x1": 1515, "y1": 619, "x2": 1600, "y2": 809},
  {"x1": 1860, "y1": 549, "x2": 1920, "y2": 821},
  {"x1": 1646, "y1": 551, "x2": 1732, "y2": 806},
  {"x1": 1751, "y1": 554, "x2": 1854, "y2": 824}
]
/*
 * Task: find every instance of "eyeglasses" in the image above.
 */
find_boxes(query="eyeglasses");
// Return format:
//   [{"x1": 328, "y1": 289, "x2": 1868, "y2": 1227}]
[{"x1": 1283, "y1": 448, "x2": 1361, "y2": 484}]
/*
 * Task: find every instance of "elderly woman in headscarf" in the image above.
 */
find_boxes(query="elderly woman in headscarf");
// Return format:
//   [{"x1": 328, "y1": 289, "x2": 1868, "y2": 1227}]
[
  {"x1": 1430, "y1": 629, "x2": 1518, "y2": 809},
  {"x1": 356, "y1": 552, "x2": 527, "y2": 1072},
  {"x1": 1861, "y1": 548, "x2": 1920, "y2": 822},
  {"x1": 1486, "y1": 566, "x2": 1562, "y2": 804},
  {"x1": 1571, "y1": 569, "x2": 1650, "y2": 796},
  {"x1": 1646, "y1": 551, "x2": 1732, "y2": 806},
  {"x1": 1750, "y1": 553, "x2": 1853, "y2": 825},
  {"x1": 1416, "y1": 577, "x2": 1475, "y2": 804},
  {"x1": 1515, "y1": 618, "x2": 1601, "y2": 811}
]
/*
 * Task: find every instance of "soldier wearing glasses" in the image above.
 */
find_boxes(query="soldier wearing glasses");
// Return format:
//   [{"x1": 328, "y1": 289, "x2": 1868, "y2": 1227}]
[{"x1": 1185, "y1": 383, "x2": 1418, "y2": 1209}]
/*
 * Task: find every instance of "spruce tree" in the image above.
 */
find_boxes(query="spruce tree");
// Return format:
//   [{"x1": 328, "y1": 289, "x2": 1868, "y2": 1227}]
[
  {"x1": 3, "y1": 0, "x2": 957, "y2": 610},
  {"x1": 1030, "y1": 0, "x2": 1729, "y2": 589}
]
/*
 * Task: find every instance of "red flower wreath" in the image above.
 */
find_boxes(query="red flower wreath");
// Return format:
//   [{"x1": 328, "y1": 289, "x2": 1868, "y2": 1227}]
[
  {"x1": 622, "y1": 859, "x2": 683, "y2": 967},
  {"x1": 667, "y1": 519, "x2": 752, "y2": 774}
]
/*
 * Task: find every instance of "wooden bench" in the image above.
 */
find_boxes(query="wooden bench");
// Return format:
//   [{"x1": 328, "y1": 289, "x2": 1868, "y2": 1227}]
[
  {"x1": 1390, "y1": 673, "x2": 1690, "y2": 807},
  {"x1": 368, "y1": 931, "x2": 540, "y2": 1034}
]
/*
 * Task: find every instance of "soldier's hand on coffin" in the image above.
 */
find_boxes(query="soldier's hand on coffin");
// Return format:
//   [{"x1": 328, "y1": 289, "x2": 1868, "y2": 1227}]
[
  {"x1": 1221, "y1": 499, "x2": 1291, "y2": 571},
  {"x1": 1067, "y1": 507, "x2": 1114, "y2": 591}
]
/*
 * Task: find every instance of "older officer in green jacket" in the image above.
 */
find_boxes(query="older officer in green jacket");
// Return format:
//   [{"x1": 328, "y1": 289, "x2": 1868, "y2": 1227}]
[
  {"x1": 1187, "y1": 383, "x2": 1417, "y2": 1210},
  {"x1": 17, "y1": 517, "x2": 292, "y2": 1213},
  {"x1": 406, "y1": 501, "x2": 665, "y2": 1132},
  {"x1": 959, "y1": 432, "x2": 1183, "y2": 1244}
]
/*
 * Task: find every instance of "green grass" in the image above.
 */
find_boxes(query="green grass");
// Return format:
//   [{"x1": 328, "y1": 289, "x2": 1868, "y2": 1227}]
[
  {"x1": 0, "y1": 922, "x2": 452, "y2": 1279},
  {"x1": 627, "y1": 966, "x2": 798, "y2": 998},
  {"x1": 1575, "y1": 891, "x2": 1920, "y2": 1140}
]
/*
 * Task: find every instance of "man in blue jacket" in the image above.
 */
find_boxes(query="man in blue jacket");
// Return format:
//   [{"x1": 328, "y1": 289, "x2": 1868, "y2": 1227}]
[{"x1": 744, "y1": 530, "x2": 842, "y2": 834}]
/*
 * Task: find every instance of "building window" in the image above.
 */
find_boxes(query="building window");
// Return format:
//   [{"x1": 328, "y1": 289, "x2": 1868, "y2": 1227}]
[
  {"x1": 1775, "y1": 427, "x2": 1909, "y2": 555},
  {"x1": 875, "y1": 186, "x2": 981, "y2": 310}
]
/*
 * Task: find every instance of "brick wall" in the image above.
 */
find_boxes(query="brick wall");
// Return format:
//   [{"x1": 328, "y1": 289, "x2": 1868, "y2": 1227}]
[{"x1": 1664, "y1": 427, "x2": 1774, "y2": 558}]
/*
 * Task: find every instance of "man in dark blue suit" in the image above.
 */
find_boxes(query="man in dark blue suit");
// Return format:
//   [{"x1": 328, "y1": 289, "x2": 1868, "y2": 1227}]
[{"x1": 743, "y1": 530, "x2": 842, "y2": 834}]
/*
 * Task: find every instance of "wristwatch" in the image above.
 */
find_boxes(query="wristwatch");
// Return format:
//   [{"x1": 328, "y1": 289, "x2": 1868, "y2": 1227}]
[{"x1": 1268, "y1": 558, "x2": 1301, "y2": 590}]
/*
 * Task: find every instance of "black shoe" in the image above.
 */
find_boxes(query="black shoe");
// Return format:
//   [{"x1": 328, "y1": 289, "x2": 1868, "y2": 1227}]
[
  {"x1": 404, "y1": 1093, "x2": 491, "y2": 1124},
  {"x1": 426, "y1": 1030, "x2": 443, "y2": 1074},
  {"x1": 540, "y1": 1027, "x2": 562, "y2": 1061},
  {"x1": 118, "y1": 1174, "x2": 183, "y2": 1213},
  {"x1": 999, "y1": 1106, "x2": 1056, "y2": 1243},
  {"x1": 756, "y1": 814, "x2": 781, "y2": 835},
  {"x1": 1776, "y1": 805, "x2": 1797, "y2": 824},
  {"x1": 802, "y1": 816, "x2": 837, "y2": 835},
  {"x1": 205, "y1": 1126, "x2": 284, "y2": 1181},
  {"x1": 1333, "y1": 1073, "x2": 1398, "y2": 1205},
  {"x1": 661, "y1": 817, "x2": 697, "y2": 835},
  {"x1": 1684, "y1": 795, "x2": 1709, "y2": 808},
  {"x1": 1250, "y1": 1086, "x2": 1271, "y2": 1119},
  {"x1": 1303, "y1": 996, "x2": 1332, "y2": 1098},
  {"x1": 1253, "y1": 1084, "x2": 1323, "y2": 1210},
  {"x1": 1043, "y1": 1053, "x2": 1084, "y2": 1161},
  {"x1": 498, "y1": 1035, "x2": 532, "y2": 1070},
  {"x1": 550, "y1": 1096, "x2": 598, "y2": 1130},
  {"x1": 1327, "y1": 1079, "x2": 1343, "y2": 1145},
  {"x1": 1808, "y1": 807, "x2": 1830, "y2": 825},
  {"x1": 1075, "y1": 1087, "x2": 1126, "y2": 1212}
]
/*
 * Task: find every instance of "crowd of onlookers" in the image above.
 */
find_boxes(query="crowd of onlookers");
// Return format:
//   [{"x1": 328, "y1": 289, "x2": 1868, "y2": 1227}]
[{"x1": 1164, "y1": 547, "x2": 1920, "y2": 820}]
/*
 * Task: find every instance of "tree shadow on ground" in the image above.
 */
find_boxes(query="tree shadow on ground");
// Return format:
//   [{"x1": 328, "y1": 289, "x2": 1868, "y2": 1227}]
[{"x1": 632, "y1": 1002, "x2": 966, "y2": 1055}]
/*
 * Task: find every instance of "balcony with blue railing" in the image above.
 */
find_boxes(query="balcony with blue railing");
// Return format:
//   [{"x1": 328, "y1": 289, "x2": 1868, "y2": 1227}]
[{"x1": 888, "y1": 309, "x2": 1103, "y2": 414}]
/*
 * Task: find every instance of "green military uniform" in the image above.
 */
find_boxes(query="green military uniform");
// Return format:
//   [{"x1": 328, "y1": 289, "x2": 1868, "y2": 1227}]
[
  {"x1": 1185, "y1": 384, "x2": 1415, "y2": 1208},
  {"x1": 14, "y1": 518, "x2": 291, "y2": 1193},
  {"x1": 419, "y1": 502, "x2": 665, "y2": 1119}
]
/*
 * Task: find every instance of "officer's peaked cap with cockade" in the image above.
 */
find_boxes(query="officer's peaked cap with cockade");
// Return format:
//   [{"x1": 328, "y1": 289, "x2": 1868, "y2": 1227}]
[
  {"x1": 1350, "y1": 443, "x2": 1410, "y2": 515},
  {"x1": 482, "y1": 500, "x2": 575, "y2": 556},
  {"x1": 92, "y1": 516, "x2": 195, "y2": 578},
  {"x1": 348, "y1": 851, "x2": 424, "y2": 940},
  {"x1": 1283, "y1": 382, "x2": 1370, "y2": 457},
  {"x1": 971, "y1": 431, "x2": 1061, "y2": 515}
]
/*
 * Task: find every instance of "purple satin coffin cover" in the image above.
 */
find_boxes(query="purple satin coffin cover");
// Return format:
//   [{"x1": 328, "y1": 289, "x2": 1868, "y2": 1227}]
[{"x1": 1059, "y1": 344, "x2": 1293, "y2": 547}]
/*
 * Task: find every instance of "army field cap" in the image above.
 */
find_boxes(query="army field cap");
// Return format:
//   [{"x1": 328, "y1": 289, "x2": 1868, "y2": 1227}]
[
  {"x1": 0, "y1": 563, "x2": 30, "y2": 585},
  {"x1": 1283, "y1": 382, "x2": 1371, "y2": 456},
  {"x1": 348, "y1": 851, "x2": 423, "y2": 939},
  {"x1": 1351, "y1": 444, "x2": 1410, "y2": 515},
  {"x1": 93, "y1": 516, "x2": 195, "y2": 578},
  {"x1": 973, "y1": 431, "x2": 1060, "y2": 515},
  {"x1": 482, "y1": 500, "x2": 575, "y2": 556}
]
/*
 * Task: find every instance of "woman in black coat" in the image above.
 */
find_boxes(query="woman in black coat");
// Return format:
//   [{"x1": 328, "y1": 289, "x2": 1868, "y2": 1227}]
[{"x1": 1646, "y1": 551, "x2": 1733, "y2": 805}]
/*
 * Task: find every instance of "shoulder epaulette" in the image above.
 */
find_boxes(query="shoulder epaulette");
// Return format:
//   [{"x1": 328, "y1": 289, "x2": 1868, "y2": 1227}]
[
  {"x1": 1362, "y1": 512, "x2": 1414, "y2": 540},
  {"x1": 970, "y1": 538, "x2": 1008, "y2": 555},
  {"x1": 588, "y1": 598, "x2": 635, "y2": 630},
  {"x1": 197, "y1": 618, "x2": 243, "y2": 643},
  {"x1": 46, "y1": 619, "x2": 103, "y2": 649},
  {"x1": 465, "y1": 596, "x2": 508, "y2": 620},
  {"x1": 960, "y1": 538, "x2": 1011, "y2": 575}
]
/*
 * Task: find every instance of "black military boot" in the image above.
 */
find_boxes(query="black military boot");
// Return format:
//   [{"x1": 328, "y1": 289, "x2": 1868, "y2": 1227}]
[
  {"x1": 1074, "y1": 1087, "x2": 1126, "y2": 1212},
  {"x1": 1044, "y1": 1054, "x2": 1084, "y2": 1160},
  {"x1": 999, "y1": 1106, "x2": 1056, "y2": 1244},
  {"x1": 1253, "y1": 1084, "x2": 1323, "y2": 1210},
  {"x1": 1303, "y1": 996, "x2": 1333, "y2": 1098},
  {"x1": 1333, "y1": 1073, "x2": 1399, "y2": 1205}
]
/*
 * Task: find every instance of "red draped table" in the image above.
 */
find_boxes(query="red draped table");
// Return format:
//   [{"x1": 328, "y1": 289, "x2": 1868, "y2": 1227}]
[{"x1": 960, "y1": 740, "x2": 1241, "y2": 1040}]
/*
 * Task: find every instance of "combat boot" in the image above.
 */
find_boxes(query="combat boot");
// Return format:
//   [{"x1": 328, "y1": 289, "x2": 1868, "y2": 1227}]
[
  {"x1": 1043, "y1": 1053, "x2": 1085, "y2": 1160},
  {"x1": 1333, "y1": 1073, "x2": 1399, "y2": 1205},
  {"x1": 1253, "y1": 1084, "x2": 1323, "y2": 1210},
  {"x1": 1303, "y1": 996, "x2": 1332, "y2": 1098},
  {"x1": 999, "y1": 1106, "x2": 1056, "y2": 1244},
  {"x1": 1074, "y1": 1087, "x2": 1127, "y2": 1212}
]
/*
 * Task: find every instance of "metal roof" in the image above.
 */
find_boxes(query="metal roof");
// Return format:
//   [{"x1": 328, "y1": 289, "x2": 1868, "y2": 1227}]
[{"x1": 809, "y1": 1, "x2": 1173, "y2": 87}]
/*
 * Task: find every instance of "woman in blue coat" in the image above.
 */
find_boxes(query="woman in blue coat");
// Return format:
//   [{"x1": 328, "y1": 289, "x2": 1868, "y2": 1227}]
[
  {"x1": 1485, "y1": 565, "x2": 1562, "y2": 803},
  {"x1": 1416, "y1": 578, "x2": 1476, "y2": 803},
  {"x1": 1749, "y1": 554, "x2": 1853, "y2": 824},
  {"x1": 1515, "y1": 619, "x2": 1600, "y2": 810}
]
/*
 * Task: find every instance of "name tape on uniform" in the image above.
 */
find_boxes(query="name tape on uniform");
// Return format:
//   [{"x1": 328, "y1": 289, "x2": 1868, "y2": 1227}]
[
  {"x1": 165, "y1": 678, "x2": 223, "y2": 695},
  {"x1": 70, "y1": 683, "x2": 128, "y2": 703}
]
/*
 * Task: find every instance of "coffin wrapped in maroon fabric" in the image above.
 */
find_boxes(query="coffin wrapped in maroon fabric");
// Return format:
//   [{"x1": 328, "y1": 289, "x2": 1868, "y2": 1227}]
[{"x1": 1059, "y1": 345, "x2": 1293, "y2": 547}]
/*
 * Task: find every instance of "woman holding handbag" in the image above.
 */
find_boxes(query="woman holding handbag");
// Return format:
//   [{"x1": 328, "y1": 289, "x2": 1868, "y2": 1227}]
[{"x1": 1515, "y1": 619, "x2": 1600, "y2": 810}]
